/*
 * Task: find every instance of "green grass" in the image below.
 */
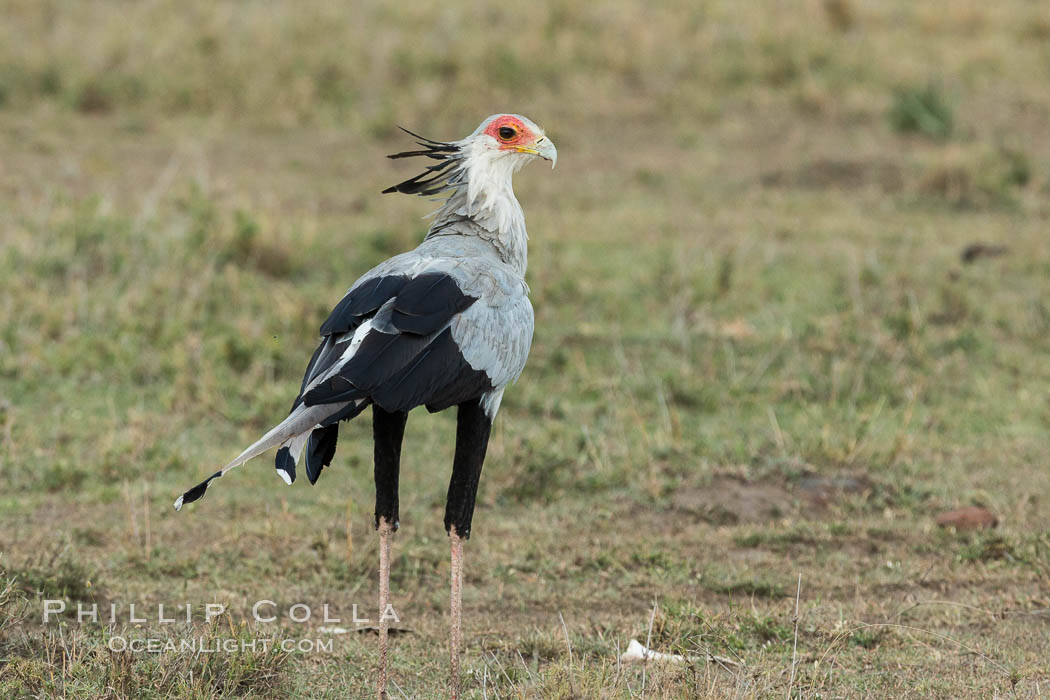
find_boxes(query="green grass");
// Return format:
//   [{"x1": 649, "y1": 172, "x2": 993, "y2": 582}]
[
  {"x1": 3, "y1": 0, "x2": 1050, "y2": 697},
  {"x1": 889, "y1": 84, "x2": 954, "y2": 139}
]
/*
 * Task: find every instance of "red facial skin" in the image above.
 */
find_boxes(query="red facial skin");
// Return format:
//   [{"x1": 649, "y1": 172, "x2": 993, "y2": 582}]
[{"x1": 483, "y1": 115, "x2": 538, "y2": 150}]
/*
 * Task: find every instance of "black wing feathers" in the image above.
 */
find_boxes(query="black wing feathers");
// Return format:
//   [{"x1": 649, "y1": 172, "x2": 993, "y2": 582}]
[
  {"x1": 294, "y1": 336, "x2": 350, "y2": 408},
  {"x1": 320, "y1": 276, "x2": 409, "y2": 337},
  {"x1": 298, "y1": 272, "x2": 486, "y2": 414},
  {"x1": 373, "y1": 328, "x2": 494, "y2": 413},
  {"x1": 303, "y1": 330, "x2": 433, "y2": 404},
  {"x1": 424, "y1": 352, "x2": 496, "y2": 413},
  {"x1": 263, "y1": 270, "x2": 496, "y2": 492},
  {"x1": 390, "y1": 274, "x2": 478, "y2": 335}
]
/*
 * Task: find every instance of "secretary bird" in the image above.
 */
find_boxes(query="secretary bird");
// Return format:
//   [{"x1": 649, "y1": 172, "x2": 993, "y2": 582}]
[{"x1": 174, "y1": 114, "x2": 556, "y2": 698}]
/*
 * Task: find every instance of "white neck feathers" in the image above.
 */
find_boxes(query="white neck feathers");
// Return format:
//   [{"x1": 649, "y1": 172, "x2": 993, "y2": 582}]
[{"x1": 429, "y1": 140, "x2": 530, "y2": 273}]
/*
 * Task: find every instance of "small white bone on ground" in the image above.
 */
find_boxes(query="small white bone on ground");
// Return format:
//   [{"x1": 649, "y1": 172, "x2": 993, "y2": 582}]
[
  {"x1": 620, "y1": 639, "x2": 686, "y2": 664},
  {"x1": 619, "y1": 639, "x2": 739, "y2": 668}
]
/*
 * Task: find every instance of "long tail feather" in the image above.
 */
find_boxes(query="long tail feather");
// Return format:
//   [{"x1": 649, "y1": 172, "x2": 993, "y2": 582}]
[{"x1": 173, "y1": 401, "x2": 350, "y2": 511}]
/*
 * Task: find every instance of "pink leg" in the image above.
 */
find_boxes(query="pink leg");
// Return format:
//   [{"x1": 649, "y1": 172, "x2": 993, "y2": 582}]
[
  {"x1": 450, "y1": 528, "x2": 464, "y2": 700},
  {"x1": 377, "y1": 519, "x2": 394, "y2": 700}
]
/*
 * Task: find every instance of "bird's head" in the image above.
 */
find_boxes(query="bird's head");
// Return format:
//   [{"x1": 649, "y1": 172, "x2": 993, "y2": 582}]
[
  {"x1": 382, "y1": 113, "x2": 556, "y2": 198},
  {"x1": 469, "y1": 114, "x2": 557, "y2": 170}
]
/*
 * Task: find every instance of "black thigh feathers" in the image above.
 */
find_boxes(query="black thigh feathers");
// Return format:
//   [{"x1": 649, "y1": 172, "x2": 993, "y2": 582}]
[{"x1": 444, "y1": 398, "x2": 493, "y2": 539}]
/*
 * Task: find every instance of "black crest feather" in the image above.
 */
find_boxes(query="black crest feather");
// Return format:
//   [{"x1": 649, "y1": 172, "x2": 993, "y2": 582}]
[{"x1": 383, "y1": 127, "x2": 463, "y2": 196}]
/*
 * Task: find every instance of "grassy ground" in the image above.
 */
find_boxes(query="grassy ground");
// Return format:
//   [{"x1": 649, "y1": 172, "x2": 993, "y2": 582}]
[{"x1": 2, "y1": 0, "x2": 1050, "y2": 697}]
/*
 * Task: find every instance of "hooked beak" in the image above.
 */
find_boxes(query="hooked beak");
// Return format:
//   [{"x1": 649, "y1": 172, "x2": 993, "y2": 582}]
[
  {"x1": 513, "y1": 136, "x2": 558, "y2": 169},
  {"x1": 535, "y1": 136, "x2": 557, "y2": 168}
]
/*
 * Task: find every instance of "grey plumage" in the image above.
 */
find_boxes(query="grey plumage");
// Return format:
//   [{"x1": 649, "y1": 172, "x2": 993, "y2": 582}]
[
  {"x1": 332, "y1": 231, "x2": 534, "y2": 393},
  {"x1": 173, "y1": 113, "x2": 557, "y2": 700},
  {"x1": 174, "y1": 115, "x2": 550, "y2": 510}
]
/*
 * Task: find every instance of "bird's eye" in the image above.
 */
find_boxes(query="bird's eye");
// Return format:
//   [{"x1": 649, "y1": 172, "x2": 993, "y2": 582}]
[{"x1": 497, "y1": 126, "x2": 517, "y2": 141}]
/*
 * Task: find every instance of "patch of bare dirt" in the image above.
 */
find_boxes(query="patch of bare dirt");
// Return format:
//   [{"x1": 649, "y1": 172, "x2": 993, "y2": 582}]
[
  {"x1": 670, "y1": 475, "x2": 790, "y2": 525},
  {"x1": 668, "y1": 471, "x2": 881, "y2": 525}
]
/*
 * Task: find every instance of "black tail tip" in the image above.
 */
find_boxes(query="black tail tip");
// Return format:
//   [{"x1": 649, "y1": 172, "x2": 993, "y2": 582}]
[
  {"x1": 173, "y1": 470, "x2": 222, "y2": 511},
  {"x1": 275, "y1": 447, "x2": 297, "y2": 485}
]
